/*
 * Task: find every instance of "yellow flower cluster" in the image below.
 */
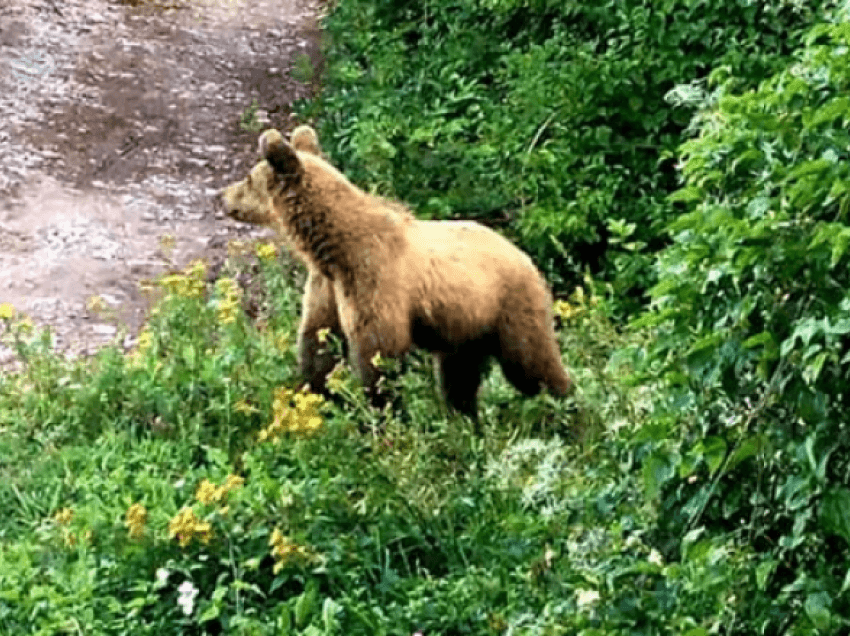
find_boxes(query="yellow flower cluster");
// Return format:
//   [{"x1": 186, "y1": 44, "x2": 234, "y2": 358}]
[
  {"x1": 553, "y1": 299, "x2": 583, "y2": 321},
  {"x1": 15, "y1": 317, "x2": 34, "y2": 335},
  {"x1": 126, "y1": 327, "x2": 155, "y2": 368},
  {"x1": 52, "y1": 507, "x2": 91, "y2": 548},
  {"x1": 269, "y1": 528, "x2": 314, "y2": 574},
  {"x1": 273, "y1": 330, "x2": 291, "y2": 352},
  {"x1": 214, "y1": 277, "x2": 242, "y2": 325},
  {"x1": 255, "y1": 241, "x2": 278, "y2": 261},
  {"x1": 125, "y1": 503, "x2": 147, "y2": 540},
  {"x1": 64, "y1": 529, "x2": 92, "y2": 548},
  {"x1": 233, "y1": 398, "x2": 258, "y2": 415},
  {"x1": 158, "y1": 260, "x2": 207, "y2": 300},
  {"x1": 195, "y1": 474, "x2": 245, "y2": 506},
  {"x1": 553, "y1": 285, "x2": 601, "y2": 321},
  {"x1": 168, "y1": 507, "x2": 213, "y2": 548},
  {"x1": 0, "y1": 303, "x2": 15, "y2": 320},
  {"x1": 258, "y1": 388, "x2": 324, "y2": 443}
]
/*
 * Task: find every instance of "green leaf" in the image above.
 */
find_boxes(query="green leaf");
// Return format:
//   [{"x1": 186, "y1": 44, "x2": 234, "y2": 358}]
[
  {"x1": 755, "y1": 560, "x2": 777, "y2": 591},
  {"x1": 806, "y1": 96, "x2": 850, "y2": 127},
  {"x1": 295, "y1": 580, "x2": 318, "y2": 628},
  {"x1": 322, "y1": 597, "x2": 342, "y2": 632},
  {"x1": 804, "y1": 591, "x2": 833, "y2": 631},
  {"x1": 701, "y1": 436, "x2": 727, "y2": 475},
  {"x1": 199, "y1": 603, "x2": 220, "y2": 622},
  {"x1": 820, "y1": 487, "x2": 850, "y2": 546},
  {"x1": 643, "y1": 452, "x2": 674, "y2": 499},
  {"x1": 786, "y1": 158, "x2": 830, "y2": 181},
  {"x1": 802, "y1": 351, "x2": 829, "y2": 386},
  {"x1": 668, "y1": 186, "x2": 705, "y2": 203},
  {"x1": 687, "y1": 333, "x2": 724, "y2": 356},
  {"x1": 726, "y1": 436, "x2": 764, "y2": 471},
  {"x1": 742, "y1": 331, "x2": 775, "y2": 349}
]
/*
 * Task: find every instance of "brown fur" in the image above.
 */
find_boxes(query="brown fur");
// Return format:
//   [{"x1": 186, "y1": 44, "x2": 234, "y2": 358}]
[{"x1": 222, "y1": 127, "x2": 572, "y2": 420}]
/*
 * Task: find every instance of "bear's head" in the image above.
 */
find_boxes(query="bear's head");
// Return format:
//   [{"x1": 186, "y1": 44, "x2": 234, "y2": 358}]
[
  {"x1": 221, "y1": 158, "x2": 277, "y2": 226},
  {"x1": 221, "y1": 126, "x2": 322, "y2": 227}
]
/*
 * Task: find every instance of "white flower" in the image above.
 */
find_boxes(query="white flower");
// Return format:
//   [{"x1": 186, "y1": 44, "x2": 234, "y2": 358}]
[
  {"x1": 177, "y1": 581, "x2": 199, "y2": 616},
  {"x1": 576, "y1": 589, "x2": 600, "y2": 609},
  {"x1": 648, "y1": 549, "x2": 664, "y2": 567},
  {"x1": 174, "y1": 479, "x2": 186, "y2": 489},
  {"x1": 155, "y1": 568, "x2": 169, "y2": 586}
]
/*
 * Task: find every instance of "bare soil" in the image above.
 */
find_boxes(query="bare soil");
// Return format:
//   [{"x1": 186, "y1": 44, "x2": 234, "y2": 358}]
[{"x1": 0, "y1": 0, "x2": 322, "y2": 371}]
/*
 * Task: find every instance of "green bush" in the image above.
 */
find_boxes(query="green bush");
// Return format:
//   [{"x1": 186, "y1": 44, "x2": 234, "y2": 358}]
[
  {"x1": 637, "y1": 9, "x2": 850, "y2": 633},
  {"x1": 300, "y1": 0, "x2": 833, "y2": 313}
]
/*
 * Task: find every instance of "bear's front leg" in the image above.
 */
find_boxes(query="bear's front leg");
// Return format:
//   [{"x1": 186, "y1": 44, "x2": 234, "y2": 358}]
[{"x1": 297, "y1": 268, "x2": 344, "y2": 395}]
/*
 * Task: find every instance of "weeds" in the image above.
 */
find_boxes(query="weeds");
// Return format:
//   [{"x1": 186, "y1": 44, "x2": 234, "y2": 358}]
[
  {"x1": 239, "y1": 99, "x2": 264, "y2": 133},
  {"x1": 0, "y1": 238, "x2": 648, "y2": 635}
]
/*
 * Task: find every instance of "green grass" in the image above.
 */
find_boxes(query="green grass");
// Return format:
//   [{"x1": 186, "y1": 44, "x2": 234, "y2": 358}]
[{"x1": 0, "y1": 241, "x2": 659, "y2": 635}]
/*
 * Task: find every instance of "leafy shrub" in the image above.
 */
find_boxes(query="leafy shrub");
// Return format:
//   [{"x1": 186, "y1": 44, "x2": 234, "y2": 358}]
[
  {"x1": 637, "y1": 9, "x2": 850, "y2": 633},
  {"x1": 300, "y1": 0, "x2": 834, "y2": 313}
]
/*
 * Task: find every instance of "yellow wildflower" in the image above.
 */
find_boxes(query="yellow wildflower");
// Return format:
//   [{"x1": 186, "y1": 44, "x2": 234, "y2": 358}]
[
  {"x1": 54, "y1": 507, "x2": 73, "y2": 525},
  {"x1": 317, "y1": 327, "x2": 330, "y2": 344},
  {"x1": 195, "y1": 479, "x2": 219, "y2": 505},
  {"x1": 158, "y1": 260, "x2": 207, "y2": 299},
  {"x1": 137, "y1": 328, "x2": 154, "y2": 352},
  {"x1": 215, "y1": 277, "x2": 242, "y2": 325},
  {"x1": 553, "y1": 300, "x2": 582, "y2": 321},
  {"x1": 269, "y1": 528, "x2": 313, "y2": 573},
  {"x1": 16, "y1": 317, "x2": 34, "y2": 335},
  {"x1": 214, "y1": 277, "x2": 238, "y2": 297},
  {"x1": 168, "y1": 507, "x2": 213, "y2": 548},
  {"x1": 222, "y1": 474, "x2": 245, "y2": 492},
  {"x1": 259, "y1": 387, "x2": 325, "y2": 441},
  {"x1": 125, "y1": 503, "x2": 147, "y2": 540},
  {"x1": 255, "y1": 241, "x2": 278, "y2": 261},
  {"x1": 0, "y1": 303, "x2": 15, "y2": 320},
  {"x1": 186, "y1": 259, "x2": 207, "y2": 281},
  {"x1": 217, "y1": 300, "x2": 239, "y2": 325},
  {"x1": 234, "y1": 399, "x2": 258, "y2": 415},
  {"x1": 371, "y1": 351, "x2": 383, "y2": 368}
]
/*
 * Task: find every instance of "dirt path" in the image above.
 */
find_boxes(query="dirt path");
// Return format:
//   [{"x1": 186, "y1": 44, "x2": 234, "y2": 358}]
[{"x1": 0, "y1": 0, "x2": 322, "y2": 371}]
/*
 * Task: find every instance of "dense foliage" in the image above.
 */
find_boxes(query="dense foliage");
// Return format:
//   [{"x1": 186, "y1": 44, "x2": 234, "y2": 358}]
[
  {"x1": 300, "y1": 0, "x2": 834, "y2": 310},
  {"x1": 637, "y1": 10, "x2": 850, "y2": 633}
]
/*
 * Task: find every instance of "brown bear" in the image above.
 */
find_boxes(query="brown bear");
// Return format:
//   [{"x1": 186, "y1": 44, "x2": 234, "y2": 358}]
[
  {"x1": 222, "y1": 126, "x2": 412, "y2": 395},
  {"x1": 221, "y1": 126, "x2": 572, "y2": 422}
]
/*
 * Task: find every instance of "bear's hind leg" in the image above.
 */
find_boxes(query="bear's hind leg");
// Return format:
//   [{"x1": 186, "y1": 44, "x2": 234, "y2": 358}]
[
  {"x1": 497, "y1": 315, "x2": 572, "y2": 398},
  {"x1": 437, "y1": 344, "x2": 492, "y2": 424}
]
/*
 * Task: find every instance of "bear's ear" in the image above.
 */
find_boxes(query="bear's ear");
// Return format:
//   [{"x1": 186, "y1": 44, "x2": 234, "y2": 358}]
[
  {"x1": 291, "y1": 125, "x2": 321, "y2": 155},
  {"x1": 258, "y1": 129, "x2": 301, "y2": 177}
]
